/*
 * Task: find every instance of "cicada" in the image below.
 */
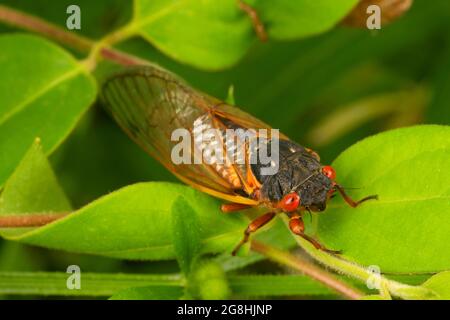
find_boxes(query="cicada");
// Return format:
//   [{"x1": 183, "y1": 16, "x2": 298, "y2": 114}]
[{"x1": 101, "y1": 65, "x2": 376, "y2": 255}]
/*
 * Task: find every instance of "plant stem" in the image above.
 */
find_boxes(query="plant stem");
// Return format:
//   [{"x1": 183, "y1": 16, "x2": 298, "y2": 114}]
[
  {"x1": 0, "y1": 272, "x2": 182, "y2": 296},
  {"x1": 0, "y1": 213, "x2": 69, "y2": 227},
  {"x1": 251, "y1": 240, "x2": 364, "y2": 300},
  {"x1": 0, "y1": 5, "x2": 148, "y2": 67},
  {"x1": 278, "y1": 215, "x2": 437, "y2": 300},
  {"x1": 0, "y1": 272, "x2": 334, "y2": 297}
]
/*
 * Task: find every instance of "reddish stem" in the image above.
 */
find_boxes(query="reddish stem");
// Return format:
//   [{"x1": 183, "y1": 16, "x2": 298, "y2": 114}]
[
  {"x1": 0, "y1": 5, "x2": 147, "y2": 66},
  {"x1": 0, "y1": 213, "x2": 69, "y2": 227}
]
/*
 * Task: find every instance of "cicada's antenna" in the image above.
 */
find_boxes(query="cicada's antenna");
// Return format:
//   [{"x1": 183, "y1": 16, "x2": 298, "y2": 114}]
[
  {"x1": 334, "y1": 184, "x2": 378, "y2": 208},
  {"x1": 290, "y1": 173, "x2": 315, "y2": 192}
]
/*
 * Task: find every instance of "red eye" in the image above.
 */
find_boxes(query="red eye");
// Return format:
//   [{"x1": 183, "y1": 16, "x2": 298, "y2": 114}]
[
  {"x1": 280, "y1": 192, "x2": 300, "y2": 212},
  {"x1": 322, "y1": 165, "x2": 336, "y2": 180}
]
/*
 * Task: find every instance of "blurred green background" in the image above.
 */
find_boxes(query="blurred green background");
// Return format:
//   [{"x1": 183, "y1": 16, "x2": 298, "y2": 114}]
[{"x1": 0, "y1": 0, "x2": 449, "y2": 298}]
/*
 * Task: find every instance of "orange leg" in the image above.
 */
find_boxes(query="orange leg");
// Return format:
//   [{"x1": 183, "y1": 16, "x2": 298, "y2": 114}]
[
  {"x1": 334, "y1": 184, "x2": 378, "y2": 208},
  {"x1": 232, "y1": 212, "x2": 275, "y2": 255},
  {"x1": 238, "y1": 0, "x2": 268, "y2": 42},
  {"x1": 289, "y1": 214, "x2": 341, "y2": 254},
  {"x1": 221, "y1": 203, "x2": 253, "y2": 213}
]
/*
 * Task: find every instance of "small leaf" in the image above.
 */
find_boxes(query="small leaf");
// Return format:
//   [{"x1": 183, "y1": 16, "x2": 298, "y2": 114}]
[
  {"x1": 171, "y1": 197, "x2": 201, "y2": 275},
  {"x1": 0, "y1": 139, "x2": 71, "y2": 216},
  {"x1": 109, "y1": 285, "x2": 184, "y2": 300},
  {"x1": 318, "y1": 125, "x2": 450, "y2": 273},
  {"x1": 0, "y1": 34, "x2": 97, "y2": 187},
  {"x1": 422, "y1": 272, "x2": 450, "y2": 300},
  {"x1": 250, "y1": 0, "x2": 359, "y2": 40},
  {"x1": 133, "y1": 0, "x2": 253, "y2": 70},
  {"x1": 225, "y1": 85, "x2": 235, "y2": 105}
]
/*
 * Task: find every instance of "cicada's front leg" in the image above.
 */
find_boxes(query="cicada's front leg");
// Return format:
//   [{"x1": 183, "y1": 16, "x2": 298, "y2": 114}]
[
  {"x1": 288, "y1": 213, "x2": 341, "y2": 254},
  {"x1": 232, "y1": 212, "x2": 276, "y2": 255}
]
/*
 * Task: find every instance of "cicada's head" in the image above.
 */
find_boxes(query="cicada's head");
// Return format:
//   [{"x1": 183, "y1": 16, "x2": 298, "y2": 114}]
[
  {"x1": 259, "y1": 145, "x2": 337, "y2": 213},
  {"x1": 277, "y1": 165, "x2": 336, "y2": 213}
]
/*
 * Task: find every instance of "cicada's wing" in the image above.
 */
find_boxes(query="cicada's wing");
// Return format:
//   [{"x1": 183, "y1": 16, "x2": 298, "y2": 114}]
[{"x1": 102, "y1": 65, "x2": 280, "y2": 205}]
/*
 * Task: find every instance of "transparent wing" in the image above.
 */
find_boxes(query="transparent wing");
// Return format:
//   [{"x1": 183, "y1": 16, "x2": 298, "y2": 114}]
[{"x1": 102, "y1": 65, "x2": 276, "y2": 205}]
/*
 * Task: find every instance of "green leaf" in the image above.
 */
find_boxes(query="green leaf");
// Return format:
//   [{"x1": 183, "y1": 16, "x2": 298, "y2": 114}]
[
  {"x1": 0, "y1": 139, "x2": 72, "y2": 217},
  {"x1": 0, "y1": 33, "x2": 97, "y2": 187},
  {"x1": 110, "y1": 285, "x2": 183, "y2": 300},
  {"x1": 422, "y1": 271, "x2": 450, "y2": 300},
  {"x1": 171, "y1": 197, "x2": 201, "y2": 275},
  {"x1": 318, "y1": 125, "x2": 450, "y2": 273},
  {"x1": 130, "y1": 0, "x2": 360, "y2": 69},
  {"x1": 250, "y1": 0, "x2": 359, "y2": 40},
  {"x1": 0, "y1": 182, "x2": 250, "y2": 260},
  {"x1": 132, "y1": 0, "x2": 253, "y2": 70}
]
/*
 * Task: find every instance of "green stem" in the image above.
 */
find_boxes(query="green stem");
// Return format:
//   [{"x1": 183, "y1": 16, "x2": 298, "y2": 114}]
[
  {"x1": 0, "y1": 272, "x2": 182, "y2": 297},
  {"x1": 0, "y1": 272, "x2": 332, "y2": 297},
  {"x1": 278, "y1": 215, "x2": 437, "y2": 300},
  {"x1": 251, "y1": 240, "x2": 364, "y2": 300}
]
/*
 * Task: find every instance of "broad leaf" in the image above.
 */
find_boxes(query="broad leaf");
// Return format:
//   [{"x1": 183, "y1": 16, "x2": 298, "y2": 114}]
[
  {"x1": 0, "y1": 139, "x2": 71, "y2": 216},
  {"x1": 318, "y1": 125, "x2": 450, "y2": 273},
  {"x1": 249, "y1": 0, "x2": 359, "y2": 39},
  {"x1": 0, "y1": 34, "x2": 97, "y2": 187},
  {"x1": 131, "y1": 0, "x2": 359, "y2": 70},
  {"x1": 171, "y1": 197, "x2": 201, "y2": 275},
  {"x1": 422, "y1": 272, "x2": 450, "y2": 300},
  {"x1": 0, "y1": 139, "x2": 72, "y2": 238},
  {"x1": 132, "y1": 0, "x2": 253, "y2": 70}
]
